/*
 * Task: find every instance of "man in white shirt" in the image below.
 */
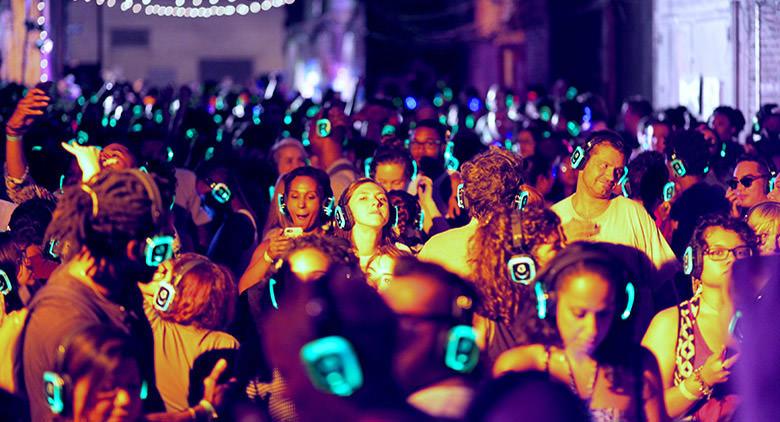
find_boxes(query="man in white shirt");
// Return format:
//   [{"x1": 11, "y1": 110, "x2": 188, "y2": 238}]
[{"x1": 552, "y1": 131, "x2": 679, "y2": 328}]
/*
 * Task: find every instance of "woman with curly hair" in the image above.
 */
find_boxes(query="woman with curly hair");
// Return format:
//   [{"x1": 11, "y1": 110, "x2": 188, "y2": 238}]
[{"x1": 418, "y1": 147, "x2": 564, "y2": 359}]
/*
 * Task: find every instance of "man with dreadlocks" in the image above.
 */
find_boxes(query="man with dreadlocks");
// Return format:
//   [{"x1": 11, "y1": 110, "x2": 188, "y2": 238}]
[{"x1": 22, "y1": 169, "x2": 173, "y2": 421}]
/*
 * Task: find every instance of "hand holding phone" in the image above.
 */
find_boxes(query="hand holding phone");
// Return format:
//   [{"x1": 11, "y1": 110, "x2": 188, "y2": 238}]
[{"x1": 283, "y1": 227, "x2": 303, "y2": 238}]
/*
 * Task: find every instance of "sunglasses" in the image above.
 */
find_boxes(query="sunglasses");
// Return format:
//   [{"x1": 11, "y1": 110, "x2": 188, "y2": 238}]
[{"x1": 727, "y1": 175, "x2": 767, "y2": 190}]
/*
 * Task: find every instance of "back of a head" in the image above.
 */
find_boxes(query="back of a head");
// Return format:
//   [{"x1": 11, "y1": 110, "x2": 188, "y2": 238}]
[
  {"x1": 666, "y1": 129, "x2": 709, "y2": 176},
  {"x1": 461, "y1": 147, "x2": 524, "y2": 219},
  {"x1": 627, "y1": 151, "x2": 669, "y2": 205},
  {"x1": 45, "y1": 169, "x2": 167, "y2": 263},
  {"x1": 9, "y1": 197, "x2": 56, "y2": 248},
  {"x1": 162, "y1": 253, "x2": 237, "y2": 331},
  {"x1": 466, "y1": 371, "x2": 589, "y2": 422},
  {"x1": 747, "y1": 202, "x2": 780, "y2": 234},
  {"x1": 262, "y1": 265, "x2": 401, "y2": 412}
]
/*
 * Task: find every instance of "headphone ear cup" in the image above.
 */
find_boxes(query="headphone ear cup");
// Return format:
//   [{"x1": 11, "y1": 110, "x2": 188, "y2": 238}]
[
  {"x1": 570, "y1": 146, "x2": 587, "y2": 170},
  {"x1": 277, "y1": 193, "x2": 287, "y2": 216},
  {"x1": 334, "y1": 205, "x2": 353, "y2": 231},
  {"x1": 300, "y1": 335, "x2": 363, "y2": 397},
  {"x1": 443, "y1": 325, "x2": 479, "y2": 373},
  {"x1": 43, "y1": 372, "x2": 69, "y2": 415},
  {"x1": 534, "y1": 281, "x2": 549, "y2": 319}
]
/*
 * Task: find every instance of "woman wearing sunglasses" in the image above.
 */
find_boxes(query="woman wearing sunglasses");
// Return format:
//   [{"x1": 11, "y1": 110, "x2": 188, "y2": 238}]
[
  {"x1": 726, "y1": 157, "x2": 775, "y2": 218},
  {"x1": 642, "y1": 215, "x2": 758, "y2": 421}
]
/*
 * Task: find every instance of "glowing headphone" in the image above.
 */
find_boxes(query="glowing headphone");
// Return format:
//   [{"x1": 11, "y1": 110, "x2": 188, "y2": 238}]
[
  {"x1": 206, "y1": 178, "x2": 232, "y2": 204},
  {"x1": 442, "y1": 294, "x2": 479, "y2": 373},
  {"x1": 299, "y1": 272, "x2": 363, "y2": 397},
  {"x1": 533, "y1": 250, "x2": 635, "y2": 321},
  {"x1": 0, "y1": 269, "x2": 12, "y2": 296},
  {"x1": 457, "y1": 183, "x2": 465, "y2": 209},
  {"x1": 153, "y1": 257, "x2": 210, "y2": 312},
  {"x1": 619, "y1": 166, "x2": 630, "y2": 198},
  {"x1": 507, "y1": 211, "x2": 536, "y2": 285},
  {"x1": 669, "y1": 150, "x2": 688, "y2": 178},
  {"x1": 663, "y1": 181, "x2": 676, "y2": 202},
  {"x1": 316, "y1": 105, "x2": 333, "y2": 138},
  {"x1": 44, "y1": 332, "x2": 149, "y2": 416}
]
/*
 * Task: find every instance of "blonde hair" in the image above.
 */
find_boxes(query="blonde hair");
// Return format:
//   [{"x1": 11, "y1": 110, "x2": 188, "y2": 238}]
[
  {"x1": 747, "y1": 202, "x2": 780, "y2": 251},
  {"x1": 747, "y1": 202, "x2": 780, "y2": 236}
]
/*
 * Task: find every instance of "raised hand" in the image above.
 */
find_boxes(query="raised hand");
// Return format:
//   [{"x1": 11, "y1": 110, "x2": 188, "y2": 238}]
[{"x1": 6, "y1": 88, "x2": 50, "y2": 137}]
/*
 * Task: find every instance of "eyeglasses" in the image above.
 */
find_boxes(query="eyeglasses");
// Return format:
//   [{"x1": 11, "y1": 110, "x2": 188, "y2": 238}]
[
  {"x1": 410, "y1": 140, "x2": 442, "y2": 149},
  {"x1": 727, "y1": 174, "x2": 767, "y2": 190},
  {"x1": 704, "y1": 245, "x2": 753, "y2": 261}
]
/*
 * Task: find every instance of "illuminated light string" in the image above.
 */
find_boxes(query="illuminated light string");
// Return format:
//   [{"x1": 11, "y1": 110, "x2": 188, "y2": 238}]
[
  {"x1": 37, "y1": 1, "x2": 52, "y2": 82},
  {"x1": 80, "y1": 0, "x2": 296, "y2": 18}
]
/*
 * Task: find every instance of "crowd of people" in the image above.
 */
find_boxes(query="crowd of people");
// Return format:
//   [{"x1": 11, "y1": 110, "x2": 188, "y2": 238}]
[{"x1": 0, "y1": 74, "x2": 779, "y2": 422}]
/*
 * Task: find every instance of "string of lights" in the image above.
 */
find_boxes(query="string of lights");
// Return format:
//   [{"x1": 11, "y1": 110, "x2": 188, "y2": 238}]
[
  {"x1": 36, "y1": 0, "x2": 52, "y2": 82},
  {"x1": 77, "y1": 0, "x2": 295, "y2": 18}
]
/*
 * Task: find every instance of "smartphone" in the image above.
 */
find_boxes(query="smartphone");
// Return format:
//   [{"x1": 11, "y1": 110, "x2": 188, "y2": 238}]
[{"x1": 283, "y1": 227, "x2": 303, "y2": 238}]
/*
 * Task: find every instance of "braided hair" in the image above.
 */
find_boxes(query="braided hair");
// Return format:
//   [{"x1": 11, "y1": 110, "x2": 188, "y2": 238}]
[{"x1": 45, "y1": 169, "x2": 166, "y2": 263}]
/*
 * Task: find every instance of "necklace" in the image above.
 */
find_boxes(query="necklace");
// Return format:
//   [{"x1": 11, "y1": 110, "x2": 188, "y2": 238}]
[{"x1": 565, "y1": 352, "x2": 600, "y2": 403}]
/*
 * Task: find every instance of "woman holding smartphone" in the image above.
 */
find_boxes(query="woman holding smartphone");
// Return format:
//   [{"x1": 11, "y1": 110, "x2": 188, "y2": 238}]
[{"x1": 238, "y1": 167, "x2": 334, "y2": 293}]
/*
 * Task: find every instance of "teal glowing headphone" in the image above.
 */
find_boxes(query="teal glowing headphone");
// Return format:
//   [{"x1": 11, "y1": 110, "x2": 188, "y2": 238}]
[
  {"x1": 299, "y1": 271, "x2": 363, "y2": 397},
  {"x1": 507, "y1": 211, "x2": 536, "y2": 285},
  {"x1": 153, "y1": 257, "x2": 210, "y2": 312},
  {"x1": 316, "y1": 104, "x2": 333, "y2": 138},
  {"x1": 442, "y1": 294, "x2": 480, "y2": 373},
  {"x1": 533, "y1": 249, "x2": 635, "y2": 321},
  {"x1": 206, "y1": 178, "x2": 232, "y2": 204},
  {"x1": 44, "y1": 331, "x2": 149, "y2": 416},
  {"x1": 0, "y1": 269, "x2": 12, "y2": 296}
]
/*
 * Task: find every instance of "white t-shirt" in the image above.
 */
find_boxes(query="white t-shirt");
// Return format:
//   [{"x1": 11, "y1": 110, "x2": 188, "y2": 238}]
[{"x1": 552, "y1": 195, "x2": 679, "y2": 285}]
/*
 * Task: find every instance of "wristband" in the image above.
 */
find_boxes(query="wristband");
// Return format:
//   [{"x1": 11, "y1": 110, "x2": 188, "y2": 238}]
[
  {"x1": 199, "y1": 399, "x2": 218, "y2": 421},
  {"x1": 263, "y1": 251, "x2": 274, "y2": 264},
  {"x1": 6, "y1": 134, "x2": 20, "y2": 143},
  {"x1": 186, "y1": 407, "x2": 197, "y2": 421},
  {"x1": 678, "y1": 379, "x2": 699, "y2": 401},
  {"x1": 693, "y1": 367, "x2": 714, "y2": 399}
]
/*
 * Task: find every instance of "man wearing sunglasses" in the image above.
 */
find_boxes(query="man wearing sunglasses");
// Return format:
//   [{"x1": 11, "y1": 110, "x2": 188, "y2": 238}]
[{"x1": 726, "y1": 157, "x2": 773, "y2": 218}]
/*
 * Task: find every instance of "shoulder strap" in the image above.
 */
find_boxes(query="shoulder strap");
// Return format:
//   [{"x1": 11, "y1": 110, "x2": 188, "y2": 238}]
[{"x1": 673, "y1": 296, "x2": 699, "y2": 385}]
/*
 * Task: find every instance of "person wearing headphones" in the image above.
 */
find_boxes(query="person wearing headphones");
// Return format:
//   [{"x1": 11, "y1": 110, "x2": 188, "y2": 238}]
[
  {"x1": 39, "y1": 324, "x2": 233, "y2": 422},
  {"x1": 333, "y1": 179, "x2": 410, "y2": 290},
  {"x1": 23, "y1": 169, "x2": 174, "y2": 420},
  {"x1": 141, "y1": 253, "x2": 238, "y2": 412},
  {"x1": 642, "y1": 215, "x2": 757, "y2": 420},
  {"x1": 380, "y1": 257, "x2": 481, "y2": 419},
  {"x1": 552, "y1": 131, "x2": 678, "y2": 329},
  {"x1": 239, "y1": 166, "x2": 334, "y2": 293},
  {"x1": 494, "y1": 242, "x2": 668, "y2": 422},
  {"x1": 726, "y1": 156, "x2": 776, "y2": 218}
]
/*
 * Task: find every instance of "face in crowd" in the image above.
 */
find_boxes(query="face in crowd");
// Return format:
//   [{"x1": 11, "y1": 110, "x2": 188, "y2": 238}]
[
  {"x1": 580, "y1": 143, "x2": 625, "y2": 200},
  {"x1": 286, "y1": 175, "x2": 323, "y2": 229}
]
